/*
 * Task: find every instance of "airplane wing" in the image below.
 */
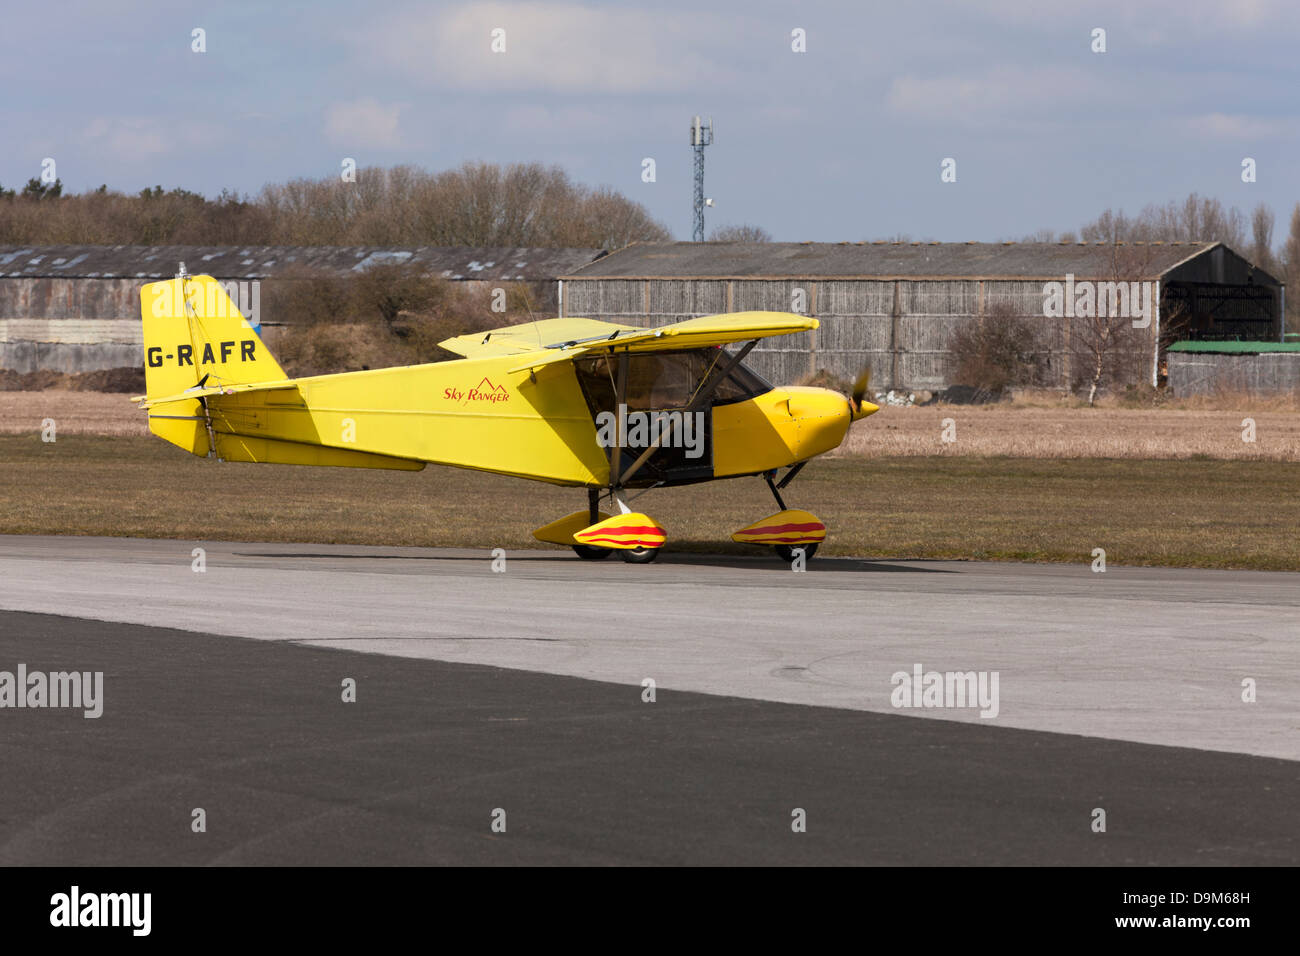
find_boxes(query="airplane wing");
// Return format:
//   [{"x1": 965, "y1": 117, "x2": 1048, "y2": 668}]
[
  {"x1": 506, "y1": 311, "x2": 818, "y2": 373},
  {"x1": 439, "y1": 317, "x2": 640, "y2": 358},
  {"x1": 138, "y1": 311, "x2": 816, "y2": 403}
]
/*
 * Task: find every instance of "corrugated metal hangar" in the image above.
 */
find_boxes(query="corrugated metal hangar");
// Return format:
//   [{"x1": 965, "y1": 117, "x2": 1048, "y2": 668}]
[
  {"x1": 0, "y1": 245, "x2": 603, "y2": 373},
  {"x1": 558, "y1": 241, "x2": 1283, "y2": 390},
  {"x1": 1167, "y1": 340, "x2": 1300, "y2": 396},
  {"x1": 0, "y1": 241, "x2": 1283, "y2": 390}
]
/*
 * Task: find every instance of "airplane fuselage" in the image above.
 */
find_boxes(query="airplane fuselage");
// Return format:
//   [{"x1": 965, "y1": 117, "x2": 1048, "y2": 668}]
[{"x1": 195, "y1": 348, "x2": 854, "y2": 487}]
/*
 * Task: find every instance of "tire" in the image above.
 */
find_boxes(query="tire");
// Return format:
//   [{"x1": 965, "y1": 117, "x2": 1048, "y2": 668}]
[
  {"x1": 619, "y1": 546, "x2": 660, "y2": 564},
  {"x1": 775, "y1": 543, "x2": 818, "y2": 563},
  {"x1": 573, "y1": 545, "x2": 613, "y2": 560}
]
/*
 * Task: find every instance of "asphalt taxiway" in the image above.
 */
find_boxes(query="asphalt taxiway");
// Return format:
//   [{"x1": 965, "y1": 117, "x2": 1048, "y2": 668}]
[{"x1": 0, "y1": 535, "x2": 1296, "y2": 864}]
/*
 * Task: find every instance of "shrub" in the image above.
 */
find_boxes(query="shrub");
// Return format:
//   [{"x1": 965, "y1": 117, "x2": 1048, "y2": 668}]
[
  {"x1": 798, "y1": 368, "x2": 852, "y2": 393},
  {"x1": 948, "y1": 305, "x2": 1044, "y2": 398}
]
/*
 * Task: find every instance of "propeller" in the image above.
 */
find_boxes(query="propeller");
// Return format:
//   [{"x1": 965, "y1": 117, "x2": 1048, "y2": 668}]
[{"x1": 849, "y1": 365, "x2": 877, "y2": 420}]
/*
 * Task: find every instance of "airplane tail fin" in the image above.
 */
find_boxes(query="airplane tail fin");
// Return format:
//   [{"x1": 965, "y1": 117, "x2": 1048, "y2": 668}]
[
  {"x1": 141, "y1": 274, "x2": 285, "y2": 396},
  {"x1": 139, "y1": 274, "x2": 287, "y2": 456}
]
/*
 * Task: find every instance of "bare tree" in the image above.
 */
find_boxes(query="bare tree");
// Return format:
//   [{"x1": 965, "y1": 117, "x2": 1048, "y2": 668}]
[
  {"x1": 1250, "y1": 203, "x2": 1276, "y2": 274},
  {"x1": 708, "y1": 223, "x2": 772, "y2": 242},
  {"x1": 1284, "y1": 203, "x2": 1300, "y2": 335},
  {"x1": 0, "y1": 162, "x2": 672, "y2": 248},
  {"x1": 1079, "y1": 208, "x2": 1133, "y2": 243},
  {"x1": 1079, "y1": 193, "x2": 1247, "y2": 247},
  {"x1": 1020, "y1": 228, "x2": 1057, "y2": 243},
  {"x1": 1070, "y1": 244, "x2": 1155, "y2": 404}
]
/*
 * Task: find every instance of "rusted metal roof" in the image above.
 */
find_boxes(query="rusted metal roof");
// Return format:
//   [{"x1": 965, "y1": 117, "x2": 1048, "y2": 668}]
[
  {"x1": 561, "y1": 240, "x2": 1261, "y2": 281},
  {"x1": 0, "y1": 246, "x2": 605, "y2": 280}
]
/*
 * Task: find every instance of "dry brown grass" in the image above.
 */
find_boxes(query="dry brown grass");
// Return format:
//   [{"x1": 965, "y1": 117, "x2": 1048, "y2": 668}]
[
  {"x1": 0, "y1": 391, "x2": 147, "y2": 437},
  {"x1": 0, "y1": 367, "x2": 145, "y2": 392},
  {"x1": 1001, "y1": 386, "x2": 1300, "y2": 412},
  {"x1": 838, "y1": 405, "x2": 1300, "y2": 460}
]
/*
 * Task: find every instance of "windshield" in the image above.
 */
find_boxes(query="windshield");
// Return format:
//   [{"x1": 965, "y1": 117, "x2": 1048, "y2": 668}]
[{"x1": 574, "y1": 347, "x2": 771, "y2": 413}]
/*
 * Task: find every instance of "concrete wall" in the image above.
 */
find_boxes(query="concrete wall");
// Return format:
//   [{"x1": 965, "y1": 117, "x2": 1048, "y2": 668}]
[
  {"x1": 0, "y1": 279, "x2": 143, "y2": 373},
  {"x1": 1168, "y1": 351, "x2": 1300, "y2": 396},
  {"x1": 0, "y1": 318, "x2": 142, "y2": 373}
]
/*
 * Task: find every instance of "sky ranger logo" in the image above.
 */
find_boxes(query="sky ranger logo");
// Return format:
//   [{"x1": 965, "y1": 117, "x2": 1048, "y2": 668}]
[
  {"x1": 595, "y1": 404, "x2": 705, "y2": 459},
  {"x1": 1042, "y1": 274, "x2": 1158, "y2": 329},
  {"x1": 444, "y1": 377, "x2": 509, "y2": 404},
  {"x1": 0, "y1": 663, "x2": 103, "y2": 718},
  {"x1": 147, "y1": 339, "x2": 258, "y2": 368},
  {"x1": 890, "y1": 663, "x2": 999, "y2": 718},
  {"x1": 50, "y1": 886, "x2": 151, "y2": 937}
]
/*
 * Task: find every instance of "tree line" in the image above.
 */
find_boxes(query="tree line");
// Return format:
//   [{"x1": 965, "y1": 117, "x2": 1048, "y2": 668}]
[
  {"x1": 1023, "y1": 192, "x2": 1285, "y2": 280},
  {"x1": 0, "y1": 162, "x2": 672, "y2": 249}
]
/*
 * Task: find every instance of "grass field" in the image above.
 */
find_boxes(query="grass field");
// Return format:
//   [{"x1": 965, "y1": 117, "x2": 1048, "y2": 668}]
[{"x1": 3, "y1": 435, "x2": 1298, "y2": 570}]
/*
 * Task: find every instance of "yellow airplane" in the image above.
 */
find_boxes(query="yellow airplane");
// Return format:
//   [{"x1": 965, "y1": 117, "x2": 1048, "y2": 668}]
[{"x1": 136, "y1": 273, "x2": 878, "y2": 563}]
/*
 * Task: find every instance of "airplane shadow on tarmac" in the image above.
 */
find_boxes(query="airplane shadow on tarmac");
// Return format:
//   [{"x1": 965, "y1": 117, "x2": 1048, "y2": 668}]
[{"x1": 233, "y1": 549, "x2": 957, "y2": 573}]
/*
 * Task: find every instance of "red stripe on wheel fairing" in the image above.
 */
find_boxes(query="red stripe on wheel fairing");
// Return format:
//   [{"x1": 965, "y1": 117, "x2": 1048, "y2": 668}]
[
  {"x1": 736, "y1": 521, "x2": 825, "y2": 536},
  {"x1": 577, "y1": 528, "x2": 665, "y2": 540},
  {"x1": 578, "y1": 536, "x2": 663, "y2": 547},
  {"x1": 582, "y1": 525, "x2": 665, "y2": 535}
]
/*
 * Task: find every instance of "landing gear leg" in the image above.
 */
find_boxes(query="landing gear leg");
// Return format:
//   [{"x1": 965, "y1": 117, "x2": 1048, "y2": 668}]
[
  {"x1": 764, "y1": 470, "x2": 788, "y2": 511},
  {"x1": 751, "y1": 465, "x2": 821, "y2": 563},
  {"x1": 572, "y1": 488, "x2": 613, "y2": 559}
]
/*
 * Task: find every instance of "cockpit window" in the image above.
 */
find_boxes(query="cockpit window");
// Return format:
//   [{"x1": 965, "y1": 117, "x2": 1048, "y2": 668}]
[{"x1": 574, "y1": 347, "x2": 771, "y2": 414}]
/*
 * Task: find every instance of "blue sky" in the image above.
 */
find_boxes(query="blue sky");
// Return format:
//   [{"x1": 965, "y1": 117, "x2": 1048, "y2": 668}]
[{"x1": 3, "y1": 0, "x2": 1299, "y2": 243}]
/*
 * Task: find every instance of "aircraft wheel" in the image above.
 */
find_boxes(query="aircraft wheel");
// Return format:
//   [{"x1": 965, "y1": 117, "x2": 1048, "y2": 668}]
[
  {"x1": 619, "y1": 546, "x2": 660, "y2": 564},
  {"x1": 572, "y1": 545, "x2": 613, "y2": 560},
  {"x1": 775, "y1": 543, "x2": 818, "y2": 563}
]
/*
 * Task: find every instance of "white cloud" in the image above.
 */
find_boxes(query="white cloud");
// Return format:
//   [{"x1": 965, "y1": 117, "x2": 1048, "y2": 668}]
[
  {"x1": 956, "y1": 0, "x2": 1293, "y2": 30},
  {"x1": 82, "y1": 116, "x2": 216, "y2": 160},
  {"x1": 886, "y1": 67, "x2": 1108, "y2": 125},
  {"x1": 324, "y1": 98, "x2": 404, "y2": 149},
  {"x1": 348, "y1": 2, "x2": 744, "y2": 94},
  {"x1": 1185, "y1": 112, "x2": 1295, "y2": 140}
]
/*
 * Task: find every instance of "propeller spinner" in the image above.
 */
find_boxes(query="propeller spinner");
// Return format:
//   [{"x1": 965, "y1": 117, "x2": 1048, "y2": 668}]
[{"x1": 850, "y1": 365, "x2": 878, "y2": 420}]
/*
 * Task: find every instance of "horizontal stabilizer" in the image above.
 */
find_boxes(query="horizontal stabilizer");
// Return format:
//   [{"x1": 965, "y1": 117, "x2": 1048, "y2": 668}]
[{"x1": 137, "y1": 380, "x2": 300, "y2": 409}]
